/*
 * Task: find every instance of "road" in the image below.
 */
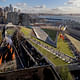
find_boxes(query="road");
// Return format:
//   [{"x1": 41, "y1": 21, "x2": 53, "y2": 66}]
[{"x1": 30, "y1": 38, "x2": 77, "y2": 64}]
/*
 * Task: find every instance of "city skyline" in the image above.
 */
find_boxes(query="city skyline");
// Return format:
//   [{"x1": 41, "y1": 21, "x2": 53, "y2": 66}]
[{"x1": 0, "y1": 0, "x2": 80, "y2": 14}]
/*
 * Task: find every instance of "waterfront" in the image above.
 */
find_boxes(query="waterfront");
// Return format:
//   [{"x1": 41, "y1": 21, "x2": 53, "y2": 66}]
[{"x1": 39, "y1": 15, "x2": 80, "y2": 23}]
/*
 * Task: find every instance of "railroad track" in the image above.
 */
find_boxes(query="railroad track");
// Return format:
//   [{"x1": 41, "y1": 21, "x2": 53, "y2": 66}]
[
  {"x1": 11, "y1": 30, "x2": 62, "y2": 80},
  {"x1": 12, "y1": 32, "x2": 49, "y2": 68}
]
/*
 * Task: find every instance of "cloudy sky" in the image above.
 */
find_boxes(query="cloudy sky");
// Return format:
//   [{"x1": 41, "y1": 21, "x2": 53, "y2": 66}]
[{"x1": 0, "y1": 0, "x2": 80, "y2": 14}]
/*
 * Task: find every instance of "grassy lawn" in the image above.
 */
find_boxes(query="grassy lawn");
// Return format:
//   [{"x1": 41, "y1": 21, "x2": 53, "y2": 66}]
[
  {"x1": 41, "y1": 29, "x2": 73, "y2": 57},
  {"x1": 31, "y1": 29, "x2": 74, "y2": 57},
  {"x1": 20, "y1": 27, "x2": 74, "y2": 61},
  {"x1": 29, "y1": 40, "x2": 68, "y2": 66},
  {"x1": 56, "y1": 35, "x2": 74, "y2": 57},
  {"x1": 32, "y1": 36, "x2": 74, "y2": 58},
  {"x1": 20, "y1": 27, "x2": 32, "y2": 38},
  {"x1": 42, "y1": 29, "x2": 57, "y2": 41},
  {"x1": 6, "y1": 28, "x2": 16, "y2": 36},
  {"x1": 65, "y1": 34, "x2": 80, "y2": 52},
  {"x1": 20, "y1": 27, "x2": 71, "y2": 65}
]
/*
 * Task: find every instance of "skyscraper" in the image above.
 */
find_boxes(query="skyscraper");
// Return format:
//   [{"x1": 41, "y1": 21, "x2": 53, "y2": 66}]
[{"x1": 10, "y1": 4, "x2": 13, "y2": 12}]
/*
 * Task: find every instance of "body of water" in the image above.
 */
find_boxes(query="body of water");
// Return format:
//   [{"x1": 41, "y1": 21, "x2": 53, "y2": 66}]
[{"x1": 39, "y1": 15, "x2": 80, "y2": 23}]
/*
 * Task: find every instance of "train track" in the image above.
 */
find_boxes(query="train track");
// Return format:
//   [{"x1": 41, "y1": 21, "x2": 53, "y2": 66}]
[
  {"x1": 12, "y1": 32, "x2": 48, "y2": 68},
  {"x1": 11, "y1": 30, "x2": 62, "y2": 80}
]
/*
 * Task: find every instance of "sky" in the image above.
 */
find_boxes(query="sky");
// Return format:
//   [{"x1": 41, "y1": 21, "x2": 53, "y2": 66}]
[
  {"x1": 0, "y1": 0, "x2": 67, "y2": 8},
  {"x1": 0, "y1": 0, "x2": 80, "y2": 14}
]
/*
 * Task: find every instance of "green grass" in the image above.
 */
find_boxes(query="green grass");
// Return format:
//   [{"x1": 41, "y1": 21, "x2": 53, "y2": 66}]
[
  {"x1": 56, "y1": 35, "x2": 74, "y2": 57},
  {"x1": 20, "y1": 27, "x2": 32, "y2": 38},
  {"x1": 20, "y1": 27, "x2": 71, "y2": 65},
  {"x1": 20, "y1": 27, "x2": 74, "y2": 58},
  {"x1": 29, "y1": 40, "x2": 68, "y2": 66},
  {"x1": 33, "y1": 29, "x2": 74, "y2": 57},
  {"x1": 42, "y1": 29, "x2": 57, "y2": 41},
  {"x1": 32, "y1": 36, "x2": 74, "y2": 58},
  {"x1": 57, "y1": 66, "x2": 73, "y2": 80},
  {"x1": 6, "y1": 28, "x2": 16, "y2": 36},
  {"x1": 41, "y1": 29, "x2": 73, "y2": 57},
  {"x1": 38, "y1": 29, "x2": 74, "y2": 57}
]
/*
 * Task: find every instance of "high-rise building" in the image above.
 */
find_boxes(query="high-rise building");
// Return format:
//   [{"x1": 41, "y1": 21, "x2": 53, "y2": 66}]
[
  {"x1": 7, "y1": 12, "x2": 19, "y2": 24},
  {"x1": 0, "y1": 8, "x2": 3, "y2": 16},
  {"x1": 4, "y1": 7, "x2": 10, "y2": 12},
  {"x1": 14, "y1": 8, "x2": 17, "y2": 12},
  {"x1": 10, "y1": 4, "x2": 13, "y2": 12}
]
